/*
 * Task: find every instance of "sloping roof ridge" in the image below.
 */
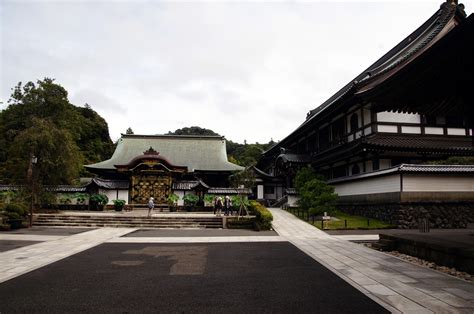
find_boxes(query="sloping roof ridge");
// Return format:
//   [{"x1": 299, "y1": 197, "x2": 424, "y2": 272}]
[
  {"x1": 399, "y1": 163, "x2": 474, "y2": 171},
  {"x1": 306, "y1": 2, "x2": 457, "y2": 122},
  {"x1": 359, "y1": 1, "x2": 457, "y2": 85},
  {"x1": 121, "y1": 134, "x2": 224, "y2": 140}
]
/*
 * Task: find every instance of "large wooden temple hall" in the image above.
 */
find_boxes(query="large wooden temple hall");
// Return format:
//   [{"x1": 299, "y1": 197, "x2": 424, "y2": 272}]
[{"x1": 253, "y1": 0, "x2": 474, "y2": 227}]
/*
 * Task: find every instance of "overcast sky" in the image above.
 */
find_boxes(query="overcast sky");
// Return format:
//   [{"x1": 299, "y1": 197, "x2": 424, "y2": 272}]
[{"x1": 1, "y1": 0, "x2": 473, "y2": 144}]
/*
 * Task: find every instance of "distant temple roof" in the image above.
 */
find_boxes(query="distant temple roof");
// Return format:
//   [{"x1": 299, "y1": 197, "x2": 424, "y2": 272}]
[{"x1": 85, "y1": 134, "x2": 244, "y2": 172}]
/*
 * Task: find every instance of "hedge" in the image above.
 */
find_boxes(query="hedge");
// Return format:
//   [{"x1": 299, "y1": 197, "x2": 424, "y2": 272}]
[
  {"x1": 249, "y1": 201, "x2": 273, "y2": 230},
  {"x1": 3, "y1": 203, "x2": 28, "y2": 217}
]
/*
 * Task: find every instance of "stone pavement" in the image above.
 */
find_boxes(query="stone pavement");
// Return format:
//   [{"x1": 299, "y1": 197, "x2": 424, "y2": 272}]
[
  {"x1": 0, "y1": 228, "x2": 136, "y2": 283},
  {"x1": 269, "y1": 207, "x2": 474, "y2": 313},
  {"x1": 1, "y1": 210, "x2": 474, "y2": 313}
]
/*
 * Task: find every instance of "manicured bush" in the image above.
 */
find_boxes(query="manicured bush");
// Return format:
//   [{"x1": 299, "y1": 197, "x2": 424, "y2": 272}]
[
  {"x1": 249, "y1": 201, "x2": 273, "y2": 230},
  {"x1": 226, "y1": 217, "x2": 256, "y2": 229},
  {"x1": 112, "y1": 199, "x2": 126, "y2": 211},
  {"x1": 3, "y1": 203, "x2": 28, "y2": 217}
]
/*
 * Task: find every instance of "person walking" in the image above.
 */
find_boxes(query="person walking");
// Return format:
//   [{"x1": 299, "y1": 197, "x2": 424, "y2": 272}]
[
  {"x1": 147, "y1": 197, "x2": 154, "y2": 218},
  {"x1": 224, "y1": 195, "x2": 232, "y2": 216}
]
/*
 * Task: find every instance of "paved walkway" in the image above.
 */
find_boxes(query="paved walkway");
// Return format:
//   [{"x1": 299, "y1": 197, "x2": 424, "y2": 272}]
[
  {"x1": 269, "y1": 208, "x2": 474, "y2": 313},
  {"x1": 0, "y1": 228, "x2": 136, "y2": 283},
  {"x1": 1, "y1": 210, "x2": 474, "y2": 313}
]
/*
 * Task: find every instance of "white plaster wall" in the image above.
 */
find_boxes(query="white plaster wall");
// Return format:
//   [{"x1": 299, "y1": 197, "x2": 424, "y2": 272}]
[
  {"x1": 175, "y1": 191, "x2": 185, "y2": 206},
  {"x1": 99, "y1": 189, "x2": 118, "y2": 205},
  {"x1": 403, "y1": 175, "x2": 474, "y2": 192},
  {"x1": 363, "y1": 108, "x2": 371, "y2": 126},
  {"x1": 257, "y1": 185, "x2": 264, "y2": 199},
  {"x1": 447, "y1": 128, "x2": 466, "y2": 136},
  {"x1": 401, "y1": 126, "x2": 421, "y2": 134},
  {"x1": 118, "y1": 190, "x2": 129, "y2": 203},
  {"x1": 333, "y1": 174, "x2": 400, "y2": 196},
  {"x1": 288, "y1": 195, "x2": 299, "y2": 207},
  {"x1": 364, "y1": 126, "x2": 372, "y2": 135},
  {"x1": 425, "y1": 127, "x2": 444, "y2": 135},
  {"x1": 365, "y1": 160, "x2": 373, "y2": 172},
  {"x1": 377, "y1": 125, "x2": 398, "y2": 133},
  {"x1": 377, "y1": 111, "x2": 420, "y2": 123}
]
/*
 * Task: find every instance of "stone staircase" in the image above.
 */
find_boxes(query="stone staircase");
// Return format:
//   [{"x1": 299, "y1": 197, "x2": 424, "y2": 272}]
[{"x1": 33, "y1": 214, "x2": 223, "y2": 229}]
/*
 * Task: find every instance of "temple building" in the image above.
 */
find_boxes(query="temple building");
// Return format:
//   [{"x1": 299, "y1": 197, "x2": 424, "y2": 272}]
[
  {"x1": 85, "y1": 134, "x2": 244, "y2": 206},
  {"x1": 255, "y1": 1, "x2": 474, "y2": 227}
]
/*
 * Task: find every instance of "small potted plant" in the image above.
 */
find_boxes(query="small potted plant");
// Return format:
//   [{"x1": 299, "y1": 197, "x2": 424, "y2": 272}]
[
  {"x1": 167, "y1": 194, "x2": 179, "y2": 212},
  {"x1": 89, "y1": 194, "x2": 109, "y2": 211},
  {"x1": 112, "y1": 199, "x2": 126, "y2": 212},
  {"x1": 183, "y1": 194, "x2": 199, "y2": 212}
]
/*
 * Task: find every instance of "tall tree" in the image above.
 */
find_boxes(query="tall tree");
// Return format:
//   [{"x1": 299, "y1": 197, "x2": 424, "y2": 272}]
[
  {"x1": 0, "y1": 78, "x2": 114, "y2": 183},
  {"x1": 4, "y1": 118, "x2": 81, "y2": 185}
]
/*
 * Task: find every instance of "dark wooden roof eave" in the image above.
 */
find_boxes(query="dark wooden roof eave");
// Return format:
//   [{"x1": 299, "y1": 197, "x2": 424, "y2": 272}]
[{"x1": 358, "y1": 13, "x2": 474, "y2": 121}]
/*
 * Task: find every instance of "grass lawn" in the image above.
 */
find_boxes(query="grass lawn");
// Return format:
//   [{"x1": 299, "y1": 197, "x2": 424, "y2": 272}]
[{"x1": 288, "y1": 208, "x2": 394, "y2": 230}]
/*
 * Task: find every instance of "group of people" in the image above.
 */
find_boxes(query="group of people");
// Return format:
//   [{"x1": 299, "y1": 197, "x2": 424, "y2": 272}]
[
  {"x1": 213, "y1": 195, "x2": 233, "y2": 216},
  {"x1": 146, "y1": 195, "x2": 235, "y2": 217}
]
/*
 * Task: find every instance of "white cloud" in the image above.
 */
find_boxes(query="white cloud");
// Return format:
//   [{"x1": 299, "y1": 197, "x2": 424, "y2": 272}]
[{"x1": 2, "y1": 0, "x2": 473, "y2": 143}]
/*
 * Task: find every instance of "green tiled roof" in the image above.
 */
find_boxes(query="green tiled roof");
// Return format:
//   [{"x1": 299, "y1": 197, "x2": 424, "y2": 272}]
[{"x1": 85, "y1": 134, "x2": 244, "y2": 172}]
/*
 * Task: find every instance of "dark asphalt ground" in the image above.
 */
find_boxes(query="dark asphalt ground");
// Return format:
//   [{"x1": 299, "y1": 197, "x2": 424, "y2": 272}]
[
  {"x1": 0, "y1": 240, "x2": 40, "y2": 252},
  {"x1": 125, "y1": 228, "x2": 278, "y2": 237},
  {"x1": 2, "y1": 226, "x2": 94, "y2": 235},
  {"x1": 0, "y1": 242, "x2": 388, "y2": 313}
]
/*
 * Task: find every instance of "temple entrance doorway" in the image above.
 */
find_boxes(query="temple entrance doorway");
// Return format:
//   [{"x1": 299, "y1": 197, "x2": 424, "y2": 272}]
[{"x1": 130, "y1": 175, "x2": 171, "y2": 205}]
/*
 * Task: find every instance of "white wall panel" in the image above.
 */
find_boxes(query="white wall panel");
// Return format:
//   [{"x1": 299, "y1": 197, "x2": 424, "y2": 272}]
[
  {"x1": 333, "y1": 174, "x2": 400, "y2": 196},
  {"x1": 377, "y1": 125, "x2": 398, "y2": 133},
  {"x1": 401, "y1": 126, "x2": 421, "y2": 134},
  {"x1": 377, "y1": 111, "x2": 420, "y2": 123},
  {"x1": 403, "y1": 175, "x2": 474, "y2": 192},
  {"x1": 447, "y1": 128, "x2": 466, "y2": 136},
  {"x1": 425, "y1": 127, "x2": 444, "y2": 135}
]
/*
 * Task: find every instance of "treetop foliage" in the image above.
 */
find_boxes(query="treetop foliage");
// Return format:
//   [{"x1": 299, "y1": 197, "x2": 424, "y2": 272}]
[{"x1": 0, "y1": 78, "x2": 114, "y2": 184}]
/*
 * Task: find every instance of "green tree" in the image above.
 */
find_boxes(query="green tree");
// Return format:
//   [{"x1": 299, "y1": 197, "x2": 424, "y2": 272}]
[
  {"x1": 428, "y1": 156, "x2": 474, "y2": 165},
  {"x1": 4, "y1": 118, "x2": 81, "y2": 185},
  {"x1": 295, "y1": 166, "x2": 338, "y2": 216},
  {"x1": 0, "y1": 78, "x2": 114, "y2": 182},
  {"x1": 167, "y1": 126, "x2": 219, "y2": 136},
  {"x1": 229, "y1": 168, "x2": 256, "y2": 216},
  {"x1": 125, "y1": 127, "x2": 134, "y2": 134}
]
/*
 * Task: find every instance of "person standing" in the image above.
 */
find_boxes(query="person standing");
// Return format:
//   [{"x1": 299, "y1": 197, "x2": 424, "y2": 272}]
[
  {"x1": 214, "y1": 196, "x2": 223, "y2": 216},
  {"x1": 224, "y1": 195, "x2": 232, "y2": 216},
  {"x1": 147, "y1": 197, "x2": 154, "y2": 218}
]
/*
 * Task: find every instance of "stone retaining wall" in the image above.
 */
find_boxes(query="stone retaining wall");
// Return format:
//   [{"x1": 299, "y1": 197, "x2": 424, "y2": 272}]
[{"x1": 338, "y1": 202, "x2": 474, "y2": 229}]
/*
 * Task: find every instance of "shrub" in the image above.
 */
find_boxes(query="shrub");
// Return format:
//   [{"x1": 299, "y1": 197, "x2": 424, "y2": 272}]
[
  {"x1": 183, "y1": 194, "x2": 199, "y2": 206},
  {"x1": 4, "y1": 203, "x2": 28, "y2": 217},
  {"x1": 249, "y1": 201, "x2": 273, "y2": 230},
  {"x1": 5, "y1": 211, "x2": 20, "y2": 220},
  {"x1": 112, "y1": 199, "x2": 126, "y2": 210},
  {"x1": 90, "y1": 194, "x2": 109, "y2": 205},
  {"x1": 295, "y1": 166, "x2": 338, "y2": 216},
  {"x1": 167, "y1": 194, "x2": 179, "y2": 206}
]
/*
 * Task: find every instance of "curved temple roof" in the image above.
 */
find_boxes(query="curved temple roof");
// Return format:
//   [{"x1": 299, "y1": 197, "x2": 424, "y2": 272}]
[{"x1": 86, "y1": 134, "x2": 244, "y2": 172}]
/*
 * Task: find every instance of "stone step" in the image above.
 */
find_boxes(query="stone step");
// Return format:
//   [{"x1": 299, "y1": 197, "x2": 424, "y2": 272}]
[
  {"x1": 33, "y1": 214, "x2": 223, "y2": 229},
  {"x1": 33, "y1": 222, "x2": 221, "y2": 229},
  {"x1": 373, "y1": 235, "x2": 397, "y2": 251},
  {"x1": 35, "y1": 217, "x2": 222, "y2": 223}
]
